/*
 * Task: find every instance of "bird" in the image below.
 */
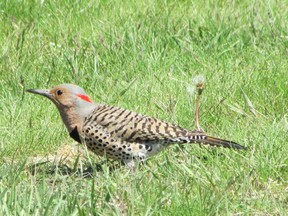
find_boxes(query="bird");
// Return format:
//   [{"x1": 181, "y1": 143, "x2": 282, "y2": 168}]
[{"x1": 26, "y1": 84, "x2": 245, "y2": 167}]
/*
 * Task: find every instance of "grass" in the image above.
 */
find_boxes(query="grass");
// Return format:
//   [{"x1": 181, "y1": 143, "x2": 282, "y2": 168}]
[{"x1": 0, "y1": 0, "x2": 288, "y2": 215}]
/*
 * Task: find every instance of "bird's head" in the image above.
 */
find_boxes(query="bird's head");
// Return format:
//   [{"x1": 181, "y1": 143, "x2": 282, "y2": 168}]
[
  {"x1": 27, "y1": 84, "x2": 93, "y2": 108},
  {"x1": 27, "y1": 84, "x2": 96, "y2": 132}
]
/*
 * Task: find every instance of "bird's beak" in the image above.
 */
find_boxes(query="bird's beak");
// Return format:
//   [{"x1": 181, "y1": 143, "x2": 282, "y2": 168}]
[{"x1": 26, "y1": 89, "x2": 52, "y2": 99}]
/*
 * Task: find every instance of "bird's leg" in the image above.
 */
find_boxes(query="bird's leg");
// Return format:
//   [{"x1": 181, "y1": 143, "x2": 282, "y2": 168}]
[{"x1": 123, "y1": 159, "x2": 136, "y2": 170}]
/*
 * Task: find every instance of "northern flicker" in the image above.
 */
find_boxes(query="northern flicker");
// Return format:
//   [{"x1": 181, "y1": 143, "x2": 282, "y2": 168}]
[{"x1": 27, "y1": 84, "x2": 245, "y2": 167}]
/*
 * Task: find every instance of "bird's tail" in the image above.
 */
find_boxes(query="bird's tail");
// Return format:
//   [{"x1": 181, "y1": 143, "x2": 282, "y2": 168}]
[
  {"x1": 198, "y1": 135, "x2": 246, "y2": 150},
  {"x1": 177, "y1": 132, "x2": 246, "y2": 150}
]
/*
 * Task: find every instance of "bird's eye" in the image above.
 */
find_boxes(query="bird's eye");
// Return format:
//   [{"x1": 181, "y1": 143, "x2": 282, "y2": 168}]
[{"x1": 56, "y1": 90, "x2": 63, "y2": 96}]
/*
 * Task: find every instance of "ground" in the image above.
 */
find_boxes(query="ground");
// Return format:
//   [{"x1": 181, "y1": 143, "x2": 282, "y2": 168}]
[{"x1": 0, "y1": 0, "x2": 287, "y2": 215}]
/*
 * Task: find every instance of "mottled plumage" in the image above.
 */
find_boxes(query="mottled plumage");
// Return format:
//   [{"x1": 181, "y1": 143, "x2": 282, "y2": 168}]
[{"x1": 27, "y1": 84, "x2": 245, "y2": 166}]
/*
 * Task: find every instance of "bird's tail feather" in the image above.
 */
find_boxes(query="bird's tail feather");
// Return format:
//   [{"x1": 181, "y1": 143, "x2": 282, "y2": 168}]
[{"x1": 197, "y1": 135, "x2": 246, "y2": 150}]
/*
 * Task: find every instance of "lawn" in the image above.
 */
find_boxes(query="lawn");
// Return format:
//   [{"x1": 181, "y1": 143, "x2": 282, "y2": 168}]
[{"x1": 0, "y1": 0, "x2": 287, "y2": 215}]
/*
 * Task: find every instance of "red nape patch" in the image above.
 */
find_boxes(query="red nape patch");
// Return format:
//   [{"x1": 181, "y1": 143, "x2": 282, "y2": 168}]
[{"x1": 77, "y1": 94, "x2": 93, "y2": 103}]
